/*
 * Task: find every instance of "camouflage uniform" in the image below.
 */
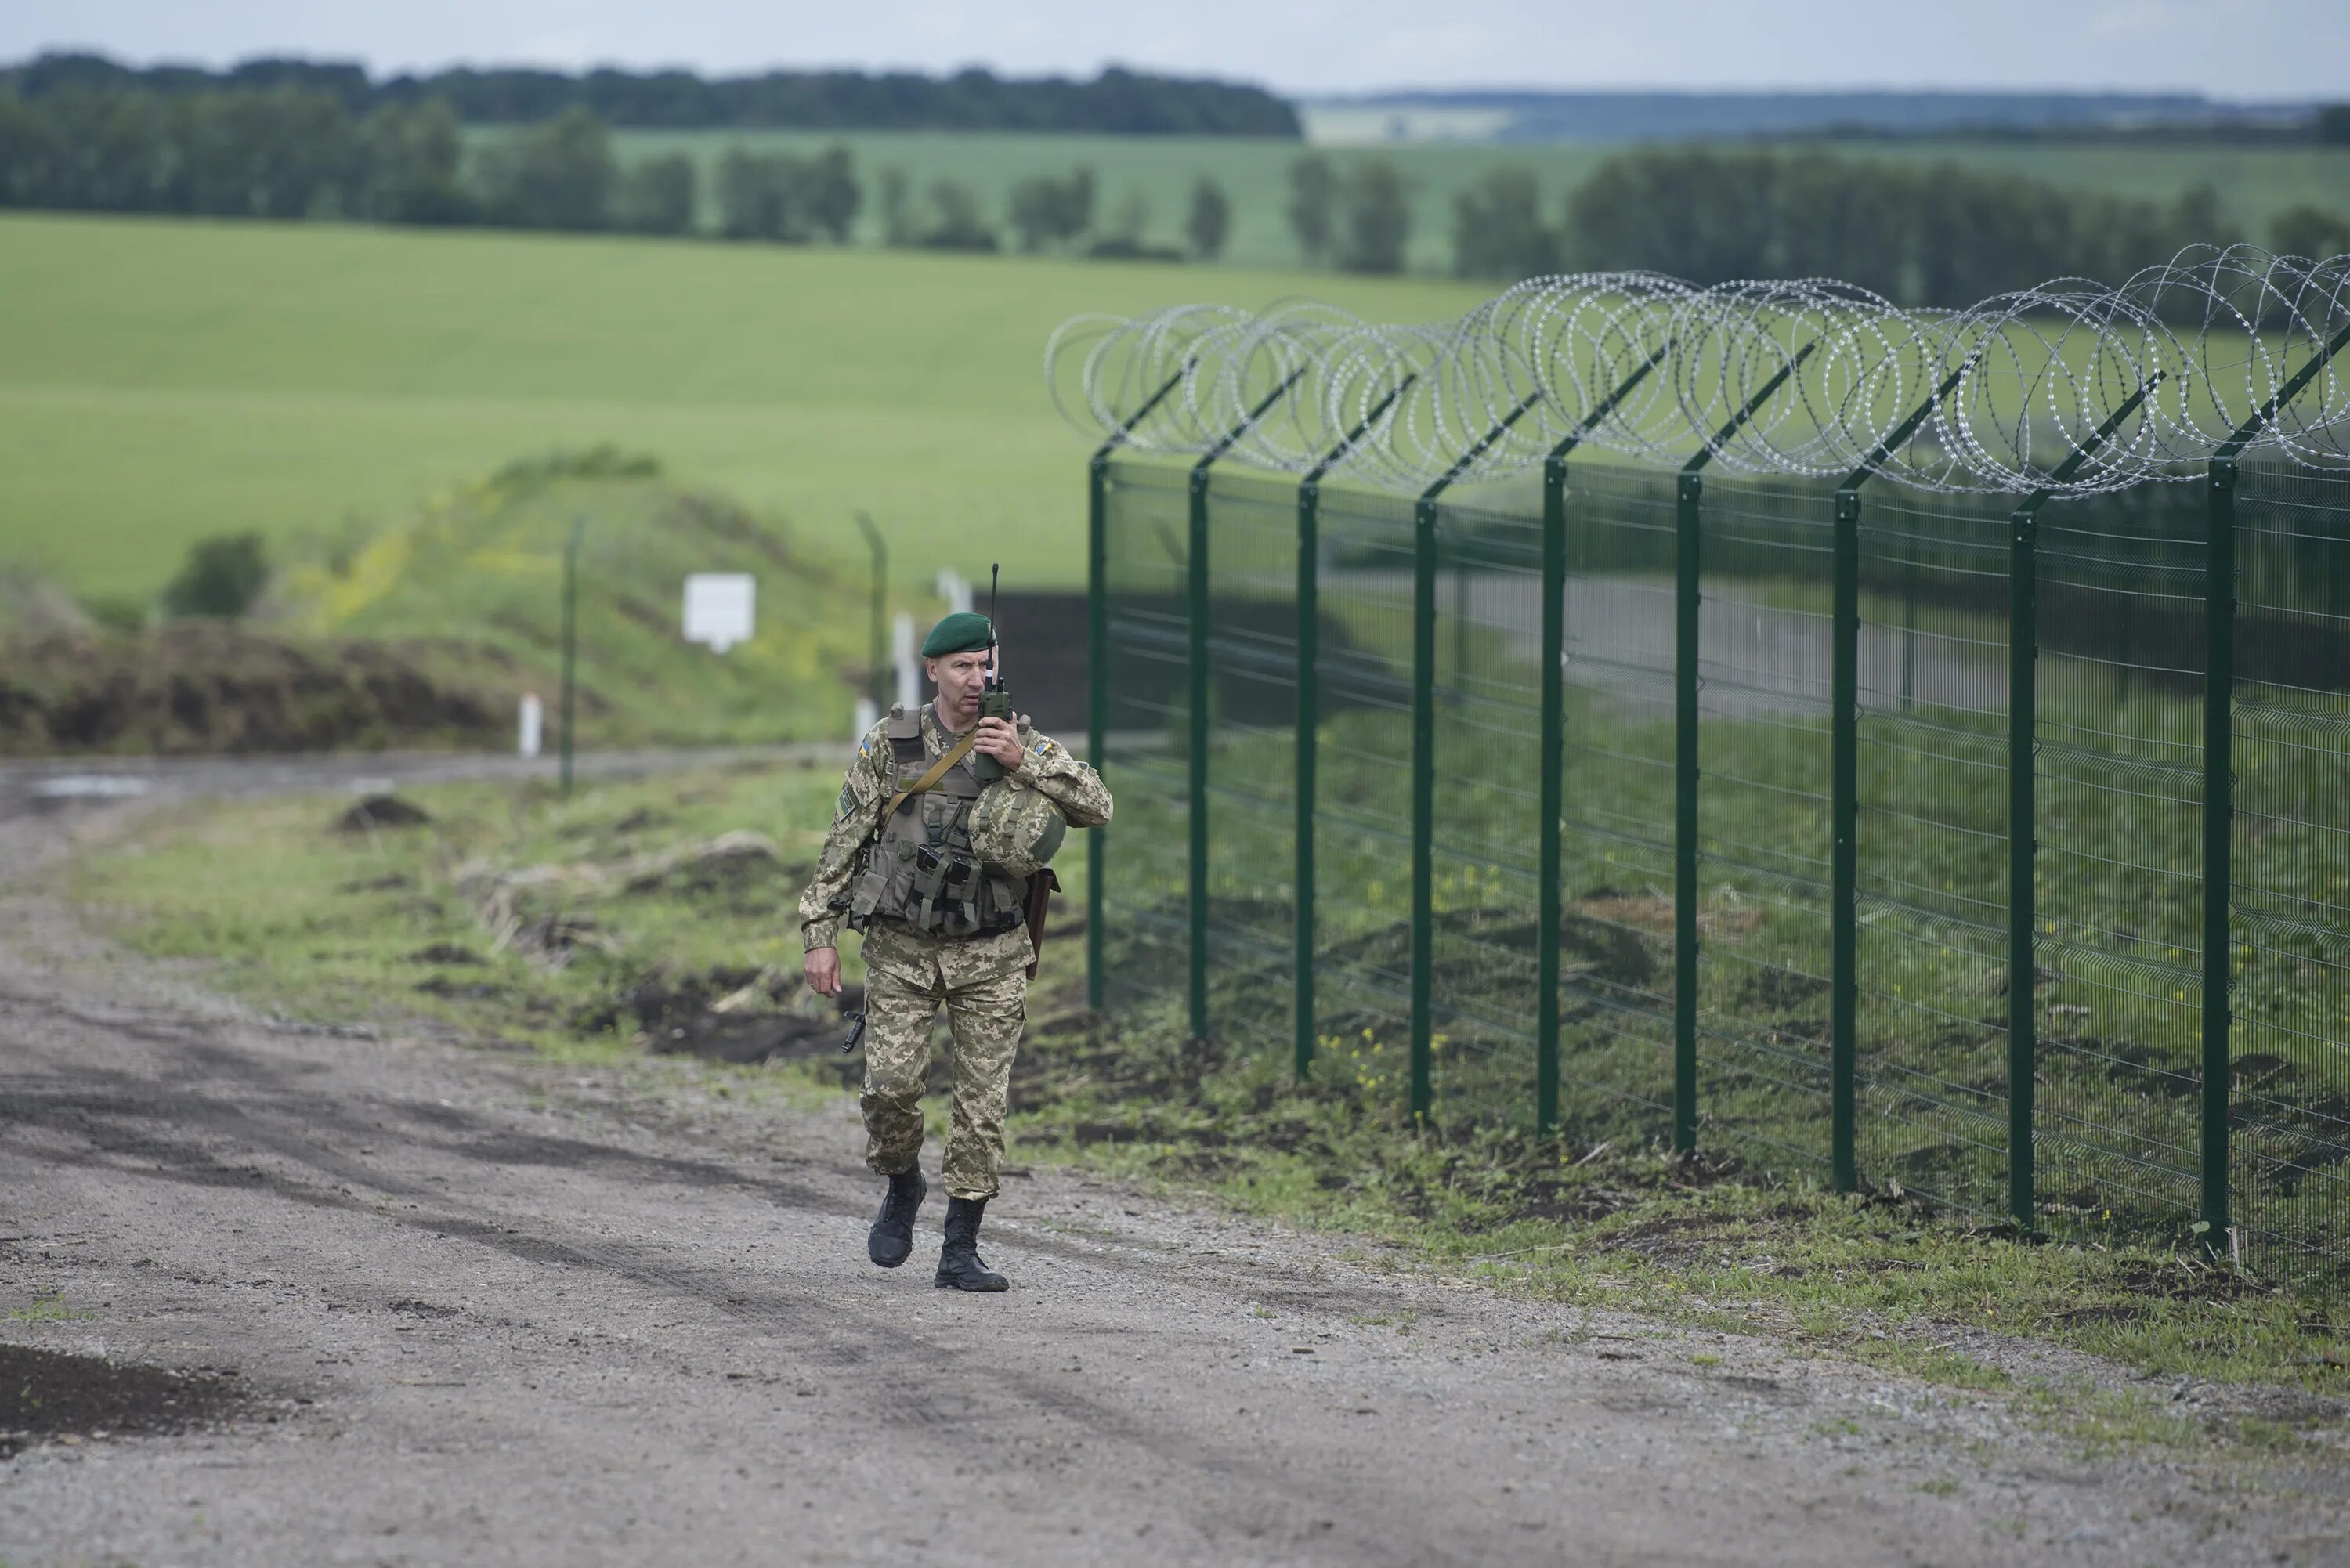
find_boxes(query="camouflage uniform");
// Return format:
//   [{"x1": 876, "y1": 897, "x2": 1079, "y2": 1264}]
[{"x1": 798, "y1": 703, "x2": 1112, "y2": 1201}]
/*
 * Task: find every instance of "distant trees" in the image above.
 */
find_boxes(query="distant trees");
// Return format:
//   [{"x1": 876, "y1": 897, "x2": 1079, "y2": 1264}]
[
  {"x1": 1007, "y1": 166, "x2": 1094, "y2": 251},
  {"x1": 1546, "y1": 146, "x2": 2240, "y2": 302},
  {"x1": 1286, "y1": 154, "x2": 1410, "y2": 273},
  {"x1": 1336, "y1": 160, "x2": 1411, "y2": 273},
  {"x1": 1285, "y1": 154, "x2": 1339, "y2": 266},
  {"x1": 354, "y1": 99, "x2": 472, "y2": 223},
  {"x1": 0, "y1": 52, "x2": 1305, "y2": 139},
  {"x1": 904, "y1": 178, "x2": 998, "y2": 251},
  {"x1": 1451, "y1": 167, "x2": 1553, "y2": 280},
  {"x1": 2317, "y1": 105, "x2": 2350, "y2": 146},
  {"x1": 475, "y1": 105, "x2": 614, "y2": 229},
  {"x1": 1184, "y1": 176, "x2": 1231, "y2": 260},
  {"x1": 0, "y1": 71, "x2": 2304, "y2": 291},
  {"x1": 616, "y1": 151, "x2": 696, "y2": 235},
  {"x1": 716, "y1": 144, "x2": 858, "y2": 242},
  {"x1": 2272, "y1": 203, "x2": 2350, "y2": 261}
]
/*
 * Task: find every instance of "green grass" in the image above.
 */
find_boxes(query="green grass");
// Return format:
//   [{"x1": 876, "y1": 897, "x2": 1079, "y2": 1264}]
[
  {"x1": 591, "y1": 128, "x2": 2350, "y2": 274},
  {"x1": 0, "y1": 211, "x2": 1491, "y2": 603},
  {"x1": 273, "y1": 457, "x2": 883, "y2": 745},
  {"x1": 66, "y1": 765, "x2": 2349, "y2": 1456}
]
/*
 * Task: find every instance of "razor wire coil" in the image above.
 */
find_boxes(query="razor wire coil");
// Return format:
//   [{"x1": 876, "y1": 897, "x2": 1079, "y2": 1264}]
[{"x1": 1047, "y1": 244, "x2": 2350, "y2": 497}]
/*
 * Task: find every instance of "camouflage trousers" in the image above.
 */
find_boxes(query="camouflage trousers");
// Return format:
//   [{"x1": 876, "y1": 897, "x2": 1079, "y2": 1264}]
[{"x1": 858, "y1": 926, "x2": 1029, "y2": 1201}]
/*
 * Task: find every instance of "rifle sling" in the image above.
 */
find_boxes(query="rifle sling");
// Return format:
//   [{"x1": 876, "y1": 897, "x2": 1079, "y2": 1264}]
[{"x1": 881, "y1": 728, "x2": 982, "y2": 820}]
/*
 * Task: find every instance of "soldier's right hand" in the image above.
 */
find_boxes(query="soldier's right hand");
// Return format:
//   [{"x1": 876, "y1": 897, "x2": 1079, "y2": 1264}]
[{"x1": 804, "y1": 946, "x2": 842, "y2": 998}]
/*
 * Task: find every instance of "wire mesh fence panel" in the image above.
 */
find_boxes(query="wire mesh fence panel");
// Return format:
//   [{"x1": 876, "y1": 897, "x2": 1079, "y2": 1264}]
[
  {"x1": 2032, "y1": 486, "x2": 2208, "y2": 1237},
  {"x1": 1690, "y1": 474, "x2": 1838, "y2": 1176},
  {"x1": 1308, "y1": 484, "x2": 1419, "y2": 1109},
  {"x1": 2232, "y1": 461, "x2": 2350, "y2": 1289},
  {"x1": 1202, "y1": 469, "x2": 1303, "y2": 1058},
  {"x1": 1090, "y1": 432, "x2": 2350, "y2": 1289},
  {"x1": 1098, "y1": 460, "x2": 1194, "y2": 1017},
  {"x1": 1555, "y1": 466, "x2": 1680, "y2": 1145},
  {"x1": 1426, "y1": 497, "x2": 1546, "y2": 1125},
  {"x1": 1852, "y1": 488, "x2": 2016, "y2": 1216}
]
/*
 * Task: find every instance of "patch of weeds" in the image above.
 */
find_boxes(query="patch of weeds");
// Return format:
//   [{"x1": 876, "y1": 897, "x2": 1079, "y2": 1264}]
[{"x1": 5, "y1": 1295, "x2": 93, "y2": 1324}]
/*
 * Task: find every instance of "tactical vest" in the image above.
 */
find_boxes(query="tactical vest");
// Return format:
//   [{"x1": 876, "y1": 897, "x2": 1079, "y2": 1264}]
[{"x1": 846, "y1": 710, "x2": 1029, "y2": 939}]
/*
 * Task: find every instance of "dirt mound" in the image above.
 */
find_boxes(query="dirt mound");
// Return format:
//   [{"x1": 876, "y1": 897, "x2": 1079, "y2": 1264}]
[
  {"x1": 0, "y1": 623, "x2": 520, "y2": 756},
  {"x1": 0, "y1": 1344, "x2": 250, "y2": 1458},
  {"x1": 335, "y1": 794, "x2": 433, "y2": 832},
  {"x1": 574, "y1": 964, "x2": 859, "y2": 1067}
]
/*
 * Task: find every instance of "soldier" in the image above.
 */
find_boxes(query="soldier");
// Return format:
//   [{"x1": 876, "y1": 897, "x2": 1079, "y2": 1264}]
[{"x1": 798, "y1": 611, "x2": 1112, "y2": 1291}]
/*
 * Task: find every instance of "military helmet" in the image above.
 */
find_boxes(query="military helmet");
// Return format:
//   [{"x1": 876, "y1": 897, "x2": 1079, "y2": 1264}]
[{"x1": 968, "y1": 780, "x2": 1066, "y2": 876}]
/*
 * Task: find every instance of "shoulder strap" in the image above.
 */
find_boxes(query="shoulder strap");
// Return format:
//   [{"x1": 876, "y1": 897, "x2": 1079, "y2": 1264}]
[{"x1": 882, "y1": 728, "x2": 981, "y2": 820}]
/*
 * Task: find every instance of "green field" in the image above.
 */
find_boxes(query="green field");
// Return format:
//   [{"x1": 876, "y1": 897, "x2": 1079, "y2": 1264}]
[
  {"x1": 0, "y1": 212, "x2": 1489, "y2": 601},
  {"x1": 592, "y1": 127, "x2": 2350, "y2": 273}
]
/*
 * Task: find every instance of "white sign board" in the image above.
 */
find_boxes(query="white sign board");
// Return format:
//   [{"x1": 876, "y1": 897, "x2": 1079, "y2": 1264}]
[{"x1": 682, "y1": 573, "x2": 757, "y2": 654}]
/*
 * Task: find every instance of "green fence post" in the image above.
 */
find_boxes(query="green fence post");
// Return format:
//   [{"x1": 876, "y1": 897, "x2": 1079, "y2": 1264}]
[
  {"x1": 1539, "y1": 347, "x2": 1668, "y2": 1138},
  {"x1": 1413, "y1": 392, "x2": 1542, "y2": 1124},
  {"x1": 1188, "y1": 369, "x2": 1306, "y2": 1044},
  {"x1": 1831, "y1": 487, "x2": 1862, "y2": 1191},
  {"x1": 559, "y1": 515, "x2": 583, "y2": 797},
  {"x1": 2004, "y1": 371, "x2": 2167, "y2": 1234},
  {"x1": 1188, "y1": 467, "x2": 1210, "y2": 1041},
  {"x1": 1831, "y1": 360, "x2": 1972, "y2": 1194},
  {"x1": 1296, "y1": 474, "x2": 1321, "y2": 1079},
  {"x1": 1672, "y1": 345, "x2": 1815, "y2": 1154},
  {"x1": 2203, "y1": 455, "x2": 2236, "y2": 1247},
  {"x1": 2195, "y1": 320, "x2": 2350, "y2": 1251},
  {"x1": 1539, "y1": 456, "x2": 1567, "y2": 1137},
  {"x1": 1673, "y1": 469, "x2": 1702, "y2": 1154},
  {"x1": 2006, "y1": 498, "x2": 2037, "y2": 1233},
  {"x1": 1295, "y1": 379, "x2": 1414, "y2": 1083},
  {"x1": 1086, "y1": 366, "x2": 1188, "y2": 1013}
]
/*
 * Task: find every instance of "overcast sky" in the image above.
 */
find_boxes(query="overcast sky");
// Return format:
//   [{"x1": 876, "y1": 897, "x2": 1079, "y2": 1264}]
[{"x1": 5, "y1": 0, "x2": 2341, "y2": 101}]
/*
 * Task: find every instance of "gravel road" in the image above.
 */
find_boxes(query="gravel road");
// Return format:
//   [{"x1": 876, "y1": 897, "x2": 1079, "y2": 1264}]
[{"x1": 2, "y1": 758, "x2": 2345, "y2": 1567}]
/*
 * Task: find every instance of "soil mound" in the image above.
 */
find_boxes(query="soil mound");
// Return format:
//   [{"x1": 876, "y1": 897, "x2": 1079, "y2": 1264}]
[
  {"x1": 335, "y1": 794, "x2": 433, "y2": 832},
  {"x1": 0, "y1": 623, "x2": 515, "y2": 756}
]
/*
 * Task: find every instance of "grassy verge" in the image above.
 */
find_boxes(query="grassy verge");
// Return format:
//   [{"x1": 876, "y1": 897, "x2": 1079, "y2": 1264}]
[{"x1": 67, "y1": 768, "x2": 2348, "y2": 1459}]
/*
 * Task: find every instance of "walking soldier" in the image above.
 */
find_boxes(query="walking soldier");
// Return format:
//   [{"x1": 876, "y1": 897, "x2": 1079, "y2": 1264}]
[{"x1": 798, "y1": 611, "x2": 1112, "y2": 1290}]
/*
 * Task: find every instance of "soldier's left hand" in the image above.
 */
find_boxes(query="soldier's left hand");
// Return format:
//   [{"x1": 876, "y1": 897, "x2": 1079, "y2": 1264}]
[{"x1": 974, "y1": 717, "x2": 1025, "y2": 774}]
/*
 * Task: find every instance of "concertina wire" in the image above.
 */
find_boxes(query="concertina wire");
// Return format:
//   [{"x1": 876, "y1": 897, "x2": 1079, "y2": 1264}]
[{"x1": 1045, "y1": 244, "x2": 2350, "y2": 497}]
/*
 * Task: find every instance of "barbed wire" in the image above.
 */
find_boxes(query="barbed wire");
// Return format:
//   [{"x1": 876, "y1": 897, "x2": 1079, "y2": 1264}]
[{"x1": 1045, "y1": 244, "x2": 2350, "y2": 496}]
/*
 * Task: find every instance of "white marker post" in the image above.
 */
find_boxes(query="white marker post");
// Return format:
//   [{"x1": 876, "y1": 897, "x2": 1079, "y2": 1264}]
[
  {"x1": 892, "y1": 611, "x2": 920, "y2": 711},
  {"x1": 682, "y1": 574, "x2": 757, "y2": 654},
  {"x1": 519, "y1": 692, "x2": 544, "y2": 758}
]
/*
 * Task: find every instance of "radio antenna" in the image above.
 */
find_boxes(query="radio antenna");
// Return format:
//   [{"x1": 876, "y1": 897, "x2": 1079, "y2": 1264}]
[{"x1": 987, "y1": 562, "x2": 1000, "y2": 683}]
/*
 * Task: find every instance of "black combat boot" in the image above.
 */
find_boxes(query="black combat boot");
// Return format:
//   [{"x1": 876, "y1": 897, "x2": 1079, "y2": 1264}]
[
  {"x1": 867, "y1": 1166, "x2": 926, "y2": 1268},
  {"x1": 934, "y1": 1196, "x2": 1009, "y2": 1292}
]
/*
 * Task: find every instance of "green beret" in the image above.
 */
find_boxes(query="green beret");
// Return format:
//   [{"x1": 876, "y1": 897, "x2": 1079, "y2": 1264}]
[{"x1": 921, "y1": 612, "x2": 994, "y2": 658}]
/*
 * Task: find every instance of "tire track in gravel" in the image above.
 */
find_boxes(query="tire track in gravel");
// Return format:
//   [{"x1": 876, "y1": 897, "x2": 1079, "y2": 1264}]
[{"x1": 5, "y1": 765, "x2": 2346, "y2": 1568}]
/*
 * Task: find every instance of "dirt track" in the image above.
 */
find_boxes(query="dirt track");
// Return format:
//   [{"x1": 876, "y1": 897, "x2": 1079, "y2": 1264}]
[{"x1": 3, "y1": 760, "x2": 2347, "y2": 1567}]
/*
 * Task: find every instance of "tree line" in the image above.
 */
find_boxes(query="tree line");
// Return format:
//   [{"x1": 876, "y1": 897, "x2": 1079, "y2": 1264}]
[
  {"x1": 0, "y1": 83, "x2": 1247, "y2": 256},
  {"x1": 4, "y1": 78, "x2": 2340, "y2": 289},
  {"x1": 1302, "y1": 146, "x2": 2345, "y2": 297},
  {"x1": 1, "y1": 51, "x2": 1300, "y2": 136}
]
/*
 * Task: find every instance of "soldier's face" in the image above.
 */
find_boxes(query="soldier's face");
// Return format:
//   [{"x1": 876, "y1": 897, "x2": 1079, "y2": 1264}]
[{"x1": 927, "y1": 650, "x2": 990, "y2": 721}]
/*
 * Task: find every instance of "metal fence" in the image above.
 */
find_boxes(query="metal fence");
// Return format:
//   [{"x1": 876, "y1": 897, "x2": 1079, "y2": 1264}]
[{"x1": 1082, "y1": 412, "x2": 2350, "y2": 1292}]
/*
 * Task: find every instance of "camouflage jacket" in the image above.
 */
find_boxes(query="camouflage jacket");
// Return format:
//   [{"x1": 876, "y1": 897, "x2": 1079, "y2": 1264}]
[{"x1": 797, "y1": 703, "x2": 1112, "y2": 959}]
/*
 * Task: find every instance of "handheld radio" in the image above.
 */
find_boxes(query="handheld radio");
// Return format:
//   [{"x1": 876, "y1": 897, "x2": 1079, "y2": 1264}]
[{"x1": 973, "y1": 562, "x2": 1013, "y2": 782}]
